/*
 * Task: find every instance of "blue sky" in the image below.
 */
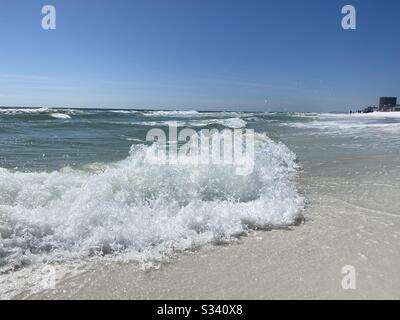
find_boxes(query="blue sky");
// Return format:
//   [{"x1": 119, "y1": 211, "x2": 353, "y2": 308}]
[{"x1": 0, "y1": 0, "x2": 399, "y2": 111}]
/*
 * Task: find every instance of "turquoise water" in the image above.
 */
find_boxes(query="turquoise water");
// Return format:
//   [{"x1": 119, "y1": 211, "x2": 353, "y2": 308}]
[
  {"x1": 1, "y1": 108, "x2": 399, "y2": 170},
  {"x1": 1, "y1": 107, "x2": 400, "y2": 298},
  {"x1": 1, "y1": 107, "x2": 400, "y2": 276}
]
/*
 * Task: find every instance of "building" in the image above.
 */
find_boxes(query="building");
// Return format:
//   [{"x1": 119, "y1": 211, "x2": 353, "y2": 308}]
[{"x1": 379, "y1": 97, "x2": 397, "y2": 111}]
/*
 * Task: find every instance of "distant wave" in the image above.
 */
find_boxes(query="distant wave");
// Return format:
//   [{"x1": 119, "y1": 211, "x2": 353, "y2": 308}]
[
  {"x1": 189, "y1": 117, "x2": 247, "y2": 128},
  {"x1": 50, "y1": 113, "x2": 71, "y2": 119},
  {"x1": 142, "y1": 110, "x2": 201, "y2": 117},
  {"x1": 0, "y1": 107, "x2": 83, "y2": 116},
  {"x1": 0, "y1": 107, "x2": 50, "y2": 114},
  {"x1": 141, "y1": 110, "x2": 258, "y2": 119},
  {"x1": 109, "y1": 110, "x2": 142, "y2": 114},
  {"x1": 131, "y1": 117, "x2": 247, "y2": 129},
  {"x1": 130, "y1": 120, "x2": 186, "y2": 127}
]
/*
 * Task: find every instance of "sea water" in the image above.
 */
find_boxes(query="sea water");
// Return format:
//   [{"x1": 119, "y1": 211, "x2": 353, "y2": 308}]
[{"x1": 1, "y1": 107, "x2": 400, "y2": 297}]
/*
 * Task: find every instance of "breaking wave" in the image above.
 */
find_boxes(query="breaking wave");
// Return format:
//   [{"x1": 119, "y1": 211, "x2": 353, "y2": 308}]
[
  {"x1": 50, "y1": 113, "x2": 71, "y2": 119},
  {"x1": 0, "y1": 132, "x2": 303, "y2": 272},
  {"x1": 131, "y1": 117, "x2": 247, "y2": 129},
  {"x1": 142, "y1": 110, "x2": 201, "y2": 117}
]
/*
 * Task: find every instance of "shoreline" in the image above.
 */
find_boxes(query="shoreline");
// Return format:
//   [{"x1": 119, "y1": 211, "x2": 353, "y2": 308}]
[{"x1": 28, "y1": 153, "x2": 400, "y2": 300}]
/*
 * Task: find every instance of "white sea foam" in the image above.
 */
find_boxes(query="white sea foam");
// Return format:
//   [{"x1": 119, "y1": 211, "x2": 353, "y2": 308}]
[
  {"x1": 0, "y1": 108, "x2": 83, "y2": 116},
  {"x1": 131, "y1": 120, "x2": 186, "y2": 127},
  {"x1": 189, "y1": 117, "x2": 247, "y2": 128},
  {"x1": 50, "y1": 113, "x2": 71, "y2": 119},
  {"x1": 110, "y1": 110, "x2": 141, "y2": 114},
  {"x1": 125, "y1": 137, "x2": 144, "y2": 142},
  {"x1": 283, "y1": 114, "x2": 400, "y2": 135},
  {"x1": 143, "y1": 110, "x2": 201, "y2": 117},
  {"x1": 0, "y1": 133, "x2": 303, "y2": 276},
  {"x1": 0, "y1": 107, "x2": 50, "y2": 114},
  {"x1": 131, "y1": 117, "x2": 247, "y2": 129},
  {"x1": 141, "y1": 110, "x2": 251, "y2": 118}
]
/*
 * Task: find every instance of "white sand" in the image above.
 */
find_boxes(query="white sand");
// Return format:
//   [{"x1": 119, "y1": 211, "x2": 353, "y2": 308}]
[{"x1": 27, "y1": 154, "x2": 400, "y2": 300}]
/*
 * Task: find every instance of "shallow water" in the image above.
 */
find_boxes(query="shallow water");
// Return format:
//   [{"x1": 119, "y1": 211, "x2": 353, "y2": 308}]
[
  {"x1": 1, "y1": 108, "x2": 399, "y2": 169},
  {"x1": 1, "y1": 108, "x2": 400, "y2": 298}
]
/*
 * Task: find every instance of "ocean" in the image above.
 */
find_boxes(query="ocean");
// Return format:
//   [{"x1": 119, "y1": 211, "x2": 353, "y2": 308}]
[{"x1": 1, "y1": 107, "x2": 400, "y2": 298}]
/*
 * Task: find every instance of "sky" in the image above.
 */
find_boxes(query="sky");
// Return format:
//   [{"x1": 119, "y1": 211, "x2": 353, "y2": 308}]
[{"x1": 0, "y1": 0, "x2": 399, "y2": 111}]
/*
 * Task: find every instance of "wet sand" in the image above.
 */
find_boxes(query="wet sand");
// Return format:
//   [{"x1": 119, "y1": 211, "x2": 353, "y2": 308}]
[{"x1": 30, "y1": 153, "x2": 400, "y2": 300}]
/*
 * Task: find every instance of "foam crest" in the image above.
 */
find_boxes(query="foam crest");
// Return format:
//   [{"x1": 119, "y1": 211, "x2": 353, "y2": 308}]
[{"x1": 0, "y1": 133, "x2": 303, "y2": 271}]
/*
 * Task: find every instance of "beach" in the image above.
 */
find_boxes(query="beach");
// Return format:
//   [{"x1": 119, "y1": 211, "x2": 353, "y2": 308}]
[
  {"x1": 2, "y1": 0, "x2": 400, "y2": 302},
  {"x1": 1, "y1": 110, "x2": 400, "y2": 299},
  {"x1": 30, "y1": 151, "x2": 400, "y2": 299}
]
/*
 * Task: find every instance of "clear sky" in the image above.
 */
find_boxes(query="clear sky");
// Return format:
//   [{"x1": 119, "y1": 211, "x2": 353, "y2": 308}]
[{"x1": 0, "y1": 0, "x2": 399, "y2": 111}]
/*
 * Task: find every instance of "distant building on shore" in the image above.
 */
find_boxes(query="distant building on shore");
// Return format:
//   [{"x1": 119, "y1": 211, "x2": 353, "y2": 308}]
[{"x1": 379, "y1": 97, "x2": 397, "y2": 111}]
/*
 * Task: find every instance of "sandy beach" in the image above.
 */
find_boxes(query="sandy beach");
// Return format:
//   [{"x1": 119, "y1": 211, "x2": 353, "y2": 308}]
[{"x1": 28, "y1": 143, "x2": 400, "y2": 300}]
